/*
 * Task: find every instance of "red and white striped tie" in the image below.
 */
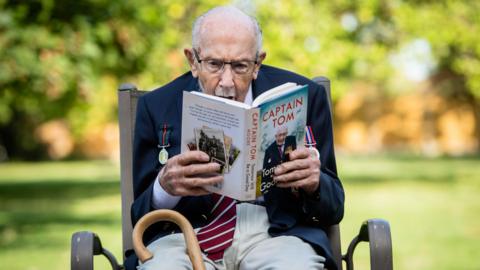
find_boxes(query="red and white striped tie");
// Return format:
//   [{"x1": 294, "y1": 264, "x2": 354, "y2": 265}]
[{"x1": 197, "y1": 194, "x2": 237, "y2": 261}]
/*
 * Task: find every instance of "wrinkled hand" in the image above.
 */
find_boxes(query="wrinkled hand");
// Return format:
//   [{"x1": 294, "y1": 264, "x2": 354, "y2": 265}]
[
  {"x1": 159, "y1": 151, "x2": 223, "y2": 196},
  {"x1": 273, "y1": 148, "x2": 320, "y2": 195}
]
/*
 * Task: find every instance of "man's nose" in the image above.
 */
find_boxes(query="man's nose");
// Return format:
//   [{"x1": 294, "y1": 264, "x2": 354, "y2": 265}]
[{"x1": 219, "y1": 64, "x2": 235, "y2": 88}]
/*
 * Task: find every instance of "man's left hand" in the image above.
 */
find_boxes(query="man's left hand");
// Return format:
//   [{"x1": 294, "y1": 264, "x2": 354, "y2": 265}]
[{"x1": 273, "y1": 148, "x2": 320, "y2": 195}]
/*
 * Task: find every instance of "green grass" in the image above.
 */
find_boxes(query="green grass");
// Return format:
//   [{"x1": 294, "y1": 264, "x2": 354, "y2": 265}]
[
  {"x1": 338, "y1": 155, "x2": 480, "y2": 270},
  {"x1": 0, "y1": 161, "x2": 123, "y2": 270},
  {"x1": 0, "y1": 156, "x2": 479, "y2": 269}
]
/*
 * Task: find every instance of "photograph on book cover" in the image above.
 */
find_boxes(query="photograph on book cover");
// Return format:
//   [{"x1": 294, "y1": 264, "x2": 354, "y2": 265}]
[
  {"x1": 188, "y1": 126, "x2": 241, "y2": 174},
  {"x1": 194, "y1": 127, "x2": 227, "y2": 173},
  {"x1": 256, "y1": 89, "x2": 308, "y2": 195}
]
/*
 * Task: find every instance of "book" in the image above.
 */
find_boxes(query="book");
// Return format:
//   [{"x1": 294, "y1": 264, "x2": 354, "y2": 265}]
[{"x1": 181, "y1": 82, "x2": 308, "y2": 201}]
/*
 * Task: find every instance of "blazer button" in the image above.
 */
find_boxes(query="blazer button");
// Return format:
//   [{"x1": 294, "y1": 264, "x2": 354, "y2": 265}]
[{"x1": 312, "y1": 217, "x2": 319, "y2": 223}]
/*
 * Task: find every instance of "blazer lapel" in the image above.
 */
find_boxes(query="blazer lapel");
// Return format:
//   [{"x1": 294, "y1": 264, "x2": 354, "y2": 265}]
[{"x1": 175, "y1": 75, "x2": 201, "y2": 121}]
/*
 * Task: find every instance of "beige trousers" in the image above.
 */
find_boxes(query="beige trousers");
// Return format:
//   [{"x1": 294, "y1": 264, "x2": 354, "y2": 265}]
[{"x1": 138, "y1": 203, "x2": 325, "y2": 270}]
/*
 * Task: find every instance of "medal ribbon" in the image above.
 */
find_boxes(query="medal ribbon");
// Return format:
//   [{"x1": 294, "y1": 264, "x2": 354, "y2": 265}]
[
  {"x1": 162, "y1": 124, "x2": 167, "y2": 146},
  {"x1": 159, "y1": 124, "x2": 170, "y2": 147},
  {"x1": 304, "y1": 126, "x2": 316, "y2": 147},
  {"x1": 158, "y1": 124, "x2": 171, "y2": 165}
]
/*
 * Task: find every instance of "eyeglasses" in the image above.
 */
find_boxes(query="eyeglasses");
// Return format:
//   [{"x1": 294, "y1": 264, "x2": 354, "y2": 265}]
[{"x1": 193, "y1": 49, "x2": 258, "y2": 75}]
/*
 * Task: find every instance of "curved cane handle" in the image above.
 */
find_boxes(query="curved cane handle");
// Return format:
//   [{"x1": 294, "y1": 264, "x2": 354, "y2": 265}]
[{"x1": 132, "y1": 209, "x2": 206, "y2": 270}]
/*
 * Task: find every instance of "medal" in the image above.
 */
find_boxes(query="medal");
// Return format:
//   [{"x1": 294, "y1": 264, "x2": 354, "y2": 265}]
[
  {"x1": 159, "y1": 147, "x2": 169, "y2": 164},
  {"x1": 304, "y1": 126, "x2": 320, "y2": 160},
  {"x1": 309, "y1": 147, "x2": 320, "y2": 160},
  {"x1": 158, "y1": 124, "x2": 171, "y2": 165}
]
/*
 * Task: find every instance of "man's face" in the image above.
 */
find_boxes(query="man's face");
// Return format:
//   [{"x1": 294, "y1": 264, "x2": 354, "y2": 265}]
[
  {"x1": 185, "y1": 18, "x2": 266, "y2": 103},
  {"x1": 275, "y1": 129, "x2": 288, "y2": 145}
]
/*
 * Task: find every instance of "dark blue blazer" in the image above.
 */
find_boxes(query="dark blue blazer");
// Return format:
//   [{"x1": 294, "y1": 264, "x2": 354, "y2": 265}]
[{"x1": 126, "y1": 65, "x2": 344, "y2": 270}]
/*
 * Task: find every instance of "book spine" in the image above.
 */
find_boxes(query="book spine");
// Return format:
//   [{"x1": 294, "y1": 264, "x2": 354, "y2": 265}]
[{"x1": 243, "y1": 108, "x2": 260, "y2": 200}]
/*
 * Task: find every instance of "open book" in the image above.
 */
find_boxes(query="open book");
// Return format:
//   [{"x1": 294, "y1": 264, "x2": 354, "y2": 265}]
[{"x1": 181, "y1": 82, "x2": 308, "y2": 201}]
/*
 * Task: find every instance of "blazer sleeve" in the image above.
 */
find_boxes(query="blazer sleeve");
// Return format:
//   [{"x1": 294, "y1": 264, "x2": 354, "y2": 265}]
[{"x1": 301, "y1": 82, "x2": 345, "y2": 227}]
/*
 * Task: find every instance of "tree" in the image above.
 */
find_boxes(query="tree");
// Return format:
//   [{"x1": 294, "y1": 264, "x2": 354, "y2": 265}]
[
  {"x1": 1, "y1": 0, "x2": 479, "y2": 160},
  {"x1": 0, "y1": 0, "x2": 209, "y2": 159}
]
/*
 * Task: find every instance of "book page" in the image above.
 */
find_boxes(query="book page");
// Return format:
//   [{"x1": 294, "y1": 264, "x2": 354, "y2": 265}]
[
  {"x1": 181, "y1": 91, "x2": 255, "y2": 200},
  {"x1": 251, "y1": 82, "x2": 299, "y2": 107},
  {"x1": 190, "y1": 91, "x2": 252, "y2": 109}
]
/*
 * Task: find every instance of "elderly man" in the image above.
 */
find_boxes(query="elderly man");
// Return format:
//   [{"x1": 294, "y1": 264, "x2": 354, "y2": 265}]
[
  {"x1": 264, "y1": 126, "x2": 297, "y2": 165},
  {"x1": 128, "y1": 5, "x2": 344, "y2": 270}
]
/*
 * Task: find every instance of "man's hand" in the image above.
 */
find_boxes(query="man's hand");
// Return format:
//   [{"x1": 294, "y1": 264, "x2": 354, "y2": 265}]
[
  {"x1": 273, "y1": 148, "x2": 320, "y2": 195},
  {"x1": 159, "y1": 151, "x2": 223, "y2": 196}
]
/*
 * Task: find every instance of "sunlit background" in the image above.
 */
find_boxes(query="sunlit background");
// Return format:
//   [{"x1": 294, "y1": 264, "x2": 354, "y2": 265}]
[{"x1": 0, "y1": 0, "x2": 479, "y2": 269}]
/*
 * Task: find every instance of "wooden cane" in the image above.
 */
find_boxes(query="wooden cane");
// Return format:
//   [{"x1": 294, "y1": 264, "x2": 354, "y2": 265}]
[{"x1": 132, "y1": 209, "x2": 206, "y2": 270}]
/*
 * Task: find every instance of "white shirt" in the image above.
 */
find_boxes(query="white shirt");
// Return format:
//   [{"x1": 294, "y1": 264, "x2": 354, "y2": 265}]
[{"x1": 152, "y1": 86, "x2": 254, "y2": 209}]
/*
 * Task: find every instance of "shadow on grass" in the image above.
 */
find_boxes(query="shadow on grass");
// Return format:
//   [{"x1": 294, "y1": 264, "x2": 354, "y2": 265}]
[
  {"x1": 0, "y1": 179, "x2": 120, "y2": 200},
  {"x1": 337, "y1": 155, "x2": 480, "y2": 185},
  {"x1": 343, "y1": 153, "x2": 480, "y2": 161},
  {"x1": 0, "y1": 211, "x2": 119, "y2": 250},
  {"x1": 1, "y1": 211, "x2": 118, "y2": 228},
  {"x1": 341, "y1": 173, "x2": 457, "y2": 184}
]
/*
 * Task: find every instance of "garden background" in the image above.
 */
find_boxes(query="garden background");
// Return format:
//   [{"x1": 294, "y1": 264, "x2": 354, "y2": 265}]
[{"x1": 0, "y1": 0, "x2": 479, "y2": 269}]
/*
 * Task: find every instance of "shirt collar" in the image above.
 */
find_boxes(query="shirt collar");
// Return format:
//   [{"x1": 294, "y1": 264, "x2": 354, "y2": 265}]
[{"x1": 244, "y1": 84, "x2": 253, "y2": 105}]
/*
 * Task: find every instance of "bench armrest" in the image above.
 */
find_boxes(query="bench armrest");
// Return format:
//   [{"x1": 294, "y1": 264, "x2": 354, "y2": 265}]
[
  {"x1": 71, "y1": 231, "x2": 123, "y2": 270},
  {"x1": 344, "y1": 218, "x2": 393, "y2": 270}
]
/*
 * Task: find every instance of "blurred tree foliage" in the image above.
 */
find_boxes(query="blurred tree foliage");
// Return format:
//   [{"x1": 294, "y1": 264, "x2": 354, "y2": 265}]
[
  {"x1": 0, "y1": 0, "x2": 215, "y2": 159},
  {"x1": 0, "y1": 0, "x2": 479, "y2": 160}
]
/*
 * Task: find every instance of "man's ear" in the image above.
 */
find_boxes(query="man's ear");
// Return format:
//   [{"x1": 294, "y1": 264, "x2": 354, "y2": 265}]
[
  {"x1": 184, "y1": 48, "x2": 199, "y2": 78},
  {"x1": 253, "y1": 51, "x2": 267, "y2": 80}
]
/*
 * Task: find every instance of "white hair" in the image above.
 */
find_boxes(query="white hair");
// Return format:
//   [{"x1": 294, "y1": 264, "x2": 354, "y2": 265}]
[
  {"x1": 191, "y1": 6, "x2": 263, "y2": 54},
  {"x1": 276, "y1": 126, "x2": 288, "y2": 135}
]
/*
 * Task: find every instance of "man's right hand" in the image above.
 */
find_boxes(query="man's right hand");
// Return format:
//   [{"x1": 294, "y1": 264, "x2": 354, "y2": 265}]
[{"x1": 159, "y1": 151, "x2": 223, "y2": 196}]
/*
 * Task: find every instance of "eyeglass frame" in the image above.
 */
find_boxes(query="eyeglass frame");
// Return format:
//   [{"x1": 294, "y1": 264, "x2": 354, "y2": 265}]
[{"x1": 192, "y1": 48, "x2": 259, "y2": 75}]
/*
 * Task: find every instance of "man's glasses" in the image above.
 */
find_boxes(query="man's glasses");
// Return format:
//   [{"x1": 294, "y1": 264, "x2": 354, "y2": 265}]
[{"x1": 193, "y1": 49, "x2": 257, "y2": 75}]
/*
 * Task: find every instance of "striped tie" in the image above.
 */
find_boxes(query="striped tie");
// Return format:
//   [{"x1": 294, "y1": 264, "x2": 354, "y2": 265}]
[{"x1": 197, "y1": 194, "x2": 237, "y2": 261}]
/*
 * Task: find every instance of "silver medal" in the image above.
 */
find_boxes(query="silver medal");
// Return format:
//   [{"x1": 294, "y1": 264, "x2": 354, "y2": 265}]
[
  {"x1": 308, "y1": 146, "x2": 320, "y2": 160},
  {"x1": 159, "y1": 147, "x2": 169, "y2": 165}
]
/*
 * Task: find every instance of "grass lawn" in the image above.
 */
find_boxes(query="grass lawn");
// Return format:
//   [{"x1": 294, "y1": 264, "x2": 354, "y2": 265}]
[
  {"x1": 338, "y1": 155, "x2": 480, "y2": 270},
  {"x1": 0, "y1": 155, "x2": 479, "y2": 269},
  {"x1": 0, "y1": 161, "x2": 123, "y2": 270}
]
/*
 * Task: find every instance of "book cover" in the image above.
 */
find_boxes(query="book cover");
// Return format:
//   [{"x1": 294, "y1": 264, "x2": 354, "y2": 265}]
[
  {"x1": 181, "y1": 83, "x2": 308, "y2": 200},
  {"x1": 255, "y1": 85, "x2": 308, "y2": 196}
]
